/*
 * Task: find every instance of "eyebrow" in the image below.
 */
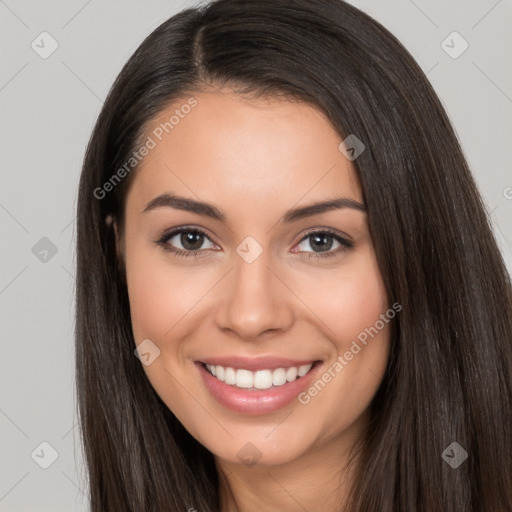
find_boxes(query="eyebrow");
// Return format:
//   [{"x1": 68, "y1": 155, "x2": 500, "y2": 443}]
[{"x1": 143, "y1": 192, "x2": 366, "y2": 224}]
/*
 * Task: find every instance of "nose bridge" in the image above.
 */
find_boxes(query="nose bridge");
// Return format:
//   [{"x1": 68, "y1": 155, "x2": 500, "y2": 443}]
[
  {"x1": 214, "y1": 238, "x2": 293, "y2": 339},
  {"x1": 234, "y1": 242, "x2": 273, "y2": 296}
]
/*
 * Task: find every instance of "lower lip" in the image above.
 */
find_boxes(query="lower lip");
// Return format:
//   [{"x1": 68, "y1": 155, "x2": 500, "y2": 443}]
[{"x1": 196, "y1": 361, "x2": 322, "y2": 415}]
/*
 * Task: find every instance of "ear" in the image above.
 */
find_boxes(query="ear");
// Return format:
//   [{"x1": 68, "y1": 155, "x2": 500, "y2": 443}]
[
  {"x1": 106, "y1": 214, "x2": 126, "y2": 271},
  {"x1": 113, "y1": 219, "x2": 123, "y2": 261}
]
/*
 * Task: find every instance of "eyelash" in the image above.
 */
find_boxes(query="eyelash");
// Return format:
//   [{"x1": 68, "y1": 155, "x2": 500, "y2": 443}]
[{"x1": 154, "y1": 226, "x2": 353, "y2": 260}]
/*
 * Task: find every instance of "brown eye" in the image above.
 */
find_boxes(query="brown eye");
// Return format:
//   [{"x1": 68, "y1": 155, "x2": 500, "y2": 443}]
[
  {"x1": 175, "y1": 230, "x2": 206, "y2": 251},
  {"x1": 156, "y1": 228, "x2": 217, "y2": 257},
  {"x1": 294, "y1": 230, "x2": 353, "y2": 260}
]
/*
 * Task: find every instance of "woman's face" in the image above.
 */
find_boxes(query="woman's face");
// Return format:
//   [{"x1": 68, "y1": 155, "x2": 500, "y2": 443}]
[{"x1": 120, "y1": 89, "x2": 391, "y2": 467}]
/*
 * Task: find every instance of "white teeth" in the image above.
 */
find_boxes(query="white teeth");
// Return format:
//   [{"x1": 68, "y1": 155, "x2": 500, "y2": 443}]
[
  {"x1": 298, "y1": 364, "x2": 312, "y2": 377},
  {"x1": 285, "y1": 366, "x2": 298, "y2": 382},
  {"x1": 272, "y1": 368, "x2": 287, "y2": 386},
  {"x1": 235, "y1": 369, "x2": 253, "y2": 388},
  {"x1": 215, "y1": 365, "x2": 225, "y2": 381},
  {"x1": 224, "y1": 366, "x2": 236, "y2": 385},
  {"x1": 205, "y1": 362, "x2": 314, "y2": 389},
  {"x1": 253, "y1": 370, "x2": 273, "y2": 389}
]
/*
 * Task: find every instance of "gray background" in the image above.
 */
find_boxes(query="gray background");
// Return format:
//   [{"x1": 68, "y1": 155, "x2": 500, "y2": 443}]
[{"x1": 1, "y1": 0, "x2": 511, "y2": 510}]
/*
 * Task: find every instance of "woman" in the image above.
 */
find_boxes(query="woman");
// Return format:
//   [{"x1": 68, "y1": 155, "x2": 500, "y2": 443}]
[{"x1": 75, "y1": 0, "x2": 512, "y2": 510}]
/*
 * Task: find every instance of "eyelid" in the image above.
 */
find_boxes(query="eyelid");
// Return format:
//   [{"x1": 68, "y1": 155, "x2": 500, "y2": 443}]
[
  {"x1": 156, "y1": 225, "x2": 217, "y2": 244},
  {"x1": 297, "y1": 226, "x2": 352, "y2": 244}
]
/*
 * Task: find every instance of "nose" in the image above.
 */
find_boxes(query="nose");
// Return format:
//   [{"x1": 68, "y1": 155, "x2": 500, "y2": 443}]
[{"x1": 213, "y1": 247, "x2": 295, "y2": 341}]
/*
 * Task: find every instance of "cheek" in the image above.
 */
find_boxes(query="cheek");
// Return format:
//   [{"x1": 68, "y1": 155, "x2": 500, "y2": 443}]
[
  {"x1": 124, "y1": 239, "x2": 202, "y2": 343},
  {"x1": 294, "y1": 252, "x2": 391, "y2": 435},
  {"x1": 304, "y1": 249, "x2": 388, "y2": 346}
]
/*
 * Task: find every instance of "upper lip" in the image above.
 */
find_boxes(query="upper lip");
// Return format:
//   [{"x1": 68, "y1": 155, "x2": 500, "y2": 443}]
[{"x1": 198, "y1": 356, "x2": 319, "y2": 372}]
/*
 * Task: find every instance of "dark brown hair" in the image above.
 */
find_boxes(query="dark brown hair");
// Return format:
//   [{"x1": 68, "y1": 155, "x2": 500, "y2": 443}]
[{"x1": 75, "y1": 0, "x2": 512, "y2": 510}]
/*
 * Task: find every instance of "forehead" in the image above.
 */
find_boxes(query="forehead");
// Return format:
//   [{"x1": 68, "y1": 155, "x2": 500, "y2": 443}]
[{"x1": 125, "y1": 89, "x2": 362, "y2": 216}]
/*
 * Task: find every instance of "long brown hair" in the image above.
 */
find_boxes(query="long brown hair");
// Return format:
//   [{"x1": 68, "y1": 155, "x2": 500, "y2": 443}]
[{"x1": 75, "y1": 0, "x2": 512, "y2": 510}]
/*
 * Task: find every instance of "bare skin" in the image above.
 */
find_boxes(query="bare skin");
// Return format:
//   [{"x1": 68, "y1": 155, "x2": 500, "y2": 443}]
[{"x1": 117, "y1": 88, "x2": 391, "y2": 511}]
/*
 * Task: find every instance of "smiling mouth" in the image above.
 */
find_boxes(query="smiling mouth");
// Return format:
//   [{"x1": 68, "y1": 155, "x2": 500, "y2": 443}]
[{"x1": 200, "y1": 361, "x2": 321, "y2": 390}]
